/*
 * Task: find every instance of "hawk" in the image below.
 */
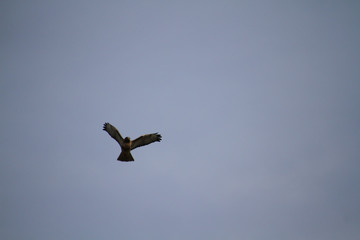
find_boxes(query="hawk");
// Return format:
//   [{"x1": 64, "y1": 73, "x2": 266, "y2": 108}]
[{"x1": 103, "y1": 122, "x2": 162, "y2": 161}]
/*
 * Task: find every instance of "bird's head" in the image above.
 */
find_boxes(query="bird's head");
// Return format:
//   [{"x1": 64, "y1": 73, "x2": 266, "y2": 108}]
[{"x1": 124, "y1": 137, "x2": 130, "y2": 143}]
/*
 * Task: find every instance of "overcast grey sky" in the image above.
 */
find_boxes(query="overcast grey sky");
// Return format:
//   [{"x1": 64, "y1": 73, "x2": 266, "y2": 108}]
[{"x1": 1, "y1": 1, "x2": 360, "y2": 239}]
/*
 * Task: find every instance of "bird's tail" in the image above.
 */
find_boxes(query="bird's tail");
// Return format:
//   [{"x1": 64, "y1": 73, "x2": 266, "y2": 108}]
[{"x1": 117, "y1": 151, "x2": 134, "y2": 162}]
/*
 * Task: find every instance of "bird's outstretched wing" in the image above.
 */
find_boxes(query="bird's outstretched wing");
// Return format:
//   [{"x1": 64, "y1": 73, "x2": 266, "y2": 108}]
[
  {"x1": 131, "y1": 133, "x2": 162, "y2": 150},
  {"x1": 103, "y1": 122, "x2": 124, "y2": 146}
]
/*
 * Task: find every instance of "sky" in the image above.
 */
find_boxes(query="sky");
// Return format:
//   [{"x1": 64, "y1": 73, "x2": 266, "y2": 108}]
[{"x1": 1, "y1": 1, "x2": 360, "y2": 239}]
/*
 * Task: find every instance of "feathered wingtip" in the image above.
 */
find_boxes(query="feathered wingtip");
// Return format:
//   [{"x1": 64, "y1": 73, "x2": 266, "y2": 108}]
[
  {"x1": 155, "y1": 133, "x2": 162, "y2": 142},
  {"x1": 103, "y1": 122, "x2": 109, "y2": 131}
]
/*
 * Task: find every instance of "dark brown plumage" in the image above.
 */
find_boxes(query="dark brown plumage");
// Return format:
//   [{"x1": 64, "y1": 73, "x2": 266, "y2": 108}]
[{"x1": 103, "y1": 122, "x2": 162, "y2": 161}]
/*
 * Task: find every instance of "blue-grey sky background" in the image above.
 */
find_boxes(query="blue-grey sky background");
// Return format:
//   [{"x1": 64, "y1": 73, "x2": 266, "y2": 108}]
[{"x1": 1, "y1": 1, "x2": 360, "y2": 239}]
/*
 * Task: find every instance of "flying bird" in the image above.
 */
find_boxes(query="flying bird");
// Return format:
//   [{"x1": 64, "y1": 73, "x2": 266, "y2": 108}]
[{"x1": 103, "y1": 122, "x2": 162, "y2": 161}]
